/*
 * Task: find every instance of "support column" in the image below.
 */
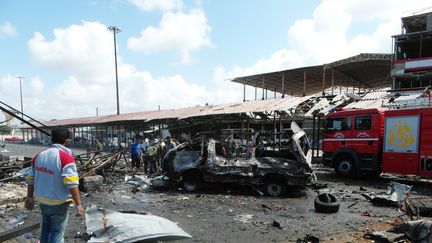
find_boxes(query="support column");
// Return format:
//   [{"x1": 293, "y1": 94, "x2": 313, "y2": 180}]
[
  {"x1": 243, "y1": 82, "x2": 246, "y2": 102},
  {"x1": 331, "y1": 69, "x2": 335, "y2": 95},
  {"x1": 317, "y1": 115, "x2": 321, "y2": 158},
  {"x1": 420, "y1": 34, "x2": 423, "y2": 58},
  {"x1": 273, "y1": 112, "x2": 276, "y2": 150},
  {"x1": 278, "y1": 115, "x2": 282, "y2": 151},
  {"x1": 312, "y1": 116, "x2": 316, "y2": 158},
  {"x1": 322, "y1": 65, "x2": 326, "y2": 95},
  {"x1": 282, "y1": 72, "x2": 285, "y2": 98},
  {"x1": 262, "y1": 77, "x2": 265, "y2": 100},
  {"x1": 303, "y1": 70, "x2": 307, "y2": 96},
  {"x1": 255, "y1": 86, "x2": 257, "y2": 100}
]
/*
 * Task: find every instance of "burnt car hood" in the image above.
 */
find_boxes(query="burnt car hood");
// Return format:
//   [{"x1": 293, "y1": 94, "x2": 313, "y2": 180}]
[{"x1": 289, "y1": 121, "x2": 313, "y2": 172}]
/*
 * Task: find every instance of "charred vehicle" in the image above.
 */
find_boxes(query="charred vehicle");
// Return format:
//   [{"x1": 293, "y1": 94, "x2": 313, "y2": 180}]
[{"x1": 163, "y1": 122, "x2": 315, "y2": 196}]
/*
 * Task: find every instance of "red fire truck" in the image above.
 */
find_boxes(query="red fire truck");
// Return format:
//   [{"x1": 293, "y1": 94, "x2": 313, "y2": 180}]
[{"x1": 322, "y1": 107, "x2": 432, "y2": 177}]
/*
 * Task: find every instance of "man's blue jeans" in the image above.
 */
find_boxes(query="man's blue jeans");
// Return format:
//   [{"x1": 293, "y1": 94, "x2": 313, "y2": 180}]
[{"x1": 39, "y1": 203, "x2": 70, "y2": 243}]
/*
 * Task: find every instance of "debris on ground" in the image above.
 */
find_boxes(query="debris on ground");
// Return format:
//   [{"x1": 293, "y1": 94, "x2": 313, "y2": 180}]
[
  {"x1": 362, "y1": 181, "x2": 412, "y2": 207},
  {"x1": 149, "y1": 175, "x2": 170, "y2": 189},
  {"x1": 80, "y1": 175, "x2": 104, "y2": 192},
  {"x1": 389, "y1": 220, "x2": 432, "y2": 242},
  {"x1": 405, "y1": 197, "x2": 432, "y2": 217},
  {"x1": 233, "y1": 214, "x2": 254, "y2": 224},
  {"x1": 79, "y1": 150, "x2": 127, "y2": 178},
  {"x1": 314, "y1": 193, "x2": 340, "y2": 213},
  {"x1": 272, "y1": 220, "x2": 282, "y2": 229},
  {"x1": 85, "y1": 204, "x2": 191, "y2": 242},
  {"x1": 364, "y1": 230, "x2": 405, "y2": 242},
  {"x1": 366, "y1": 220, "x2": 432, "y2": 243},
  {"x1": 297, "y1": 234, "x2": 319, "y2": 243},
  {"x1": 2, "y1": 143, "x2": 432, "y2": 242},
  {"x1": 124, "y1": 175, "x2": 147, "y2": 186},
  {"x1": 0, "y1": 156, "x2": 32, "y2": 181},
  {"x1": 0, "y1": 183, "x2": 27, "y2": 207}
]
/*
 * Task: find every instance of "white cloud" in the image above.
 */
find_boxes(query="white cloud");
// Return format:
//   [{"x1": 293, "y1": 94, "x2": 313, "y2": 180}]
[
  {"x1": 129, "y1": 0, "x2": 183, "y2": 12},
  {"x1": 29, "y1": 76, "x2": 44, "y2": 93},
  {"x1": 127, "y1": 9, "x2": 211, "y2": 64},
  {"x1": 0, "y1": 21, "x2": 16, "y2": 38},
  {"x1": 213, "y1": 50, "x2": 304, "y2": 82},
  {"x1": 28, "y1": 21, "x2": 114, "y2": 80},
  {"x1": 214, "y1": 0, "x2": 432, "y2": 86},
  {"x1": 18, "y1": 21, "x2": 237, "y2": 120},
  {"x1": 0, "y1": 74, "x2": 49, "y2": 122}
]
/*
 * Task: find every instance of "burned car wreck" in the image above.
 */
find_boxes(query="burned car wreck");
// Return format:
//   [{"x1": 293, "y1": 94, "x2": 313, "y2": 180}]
[{"x1": 163, "y1": 122, "x2": 315, "y2": 196}]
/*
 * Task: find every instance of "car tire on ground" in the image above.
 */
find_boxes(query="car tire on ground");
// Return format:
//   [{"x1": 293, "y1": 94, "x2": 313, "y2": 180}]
[
  {"x1": 263, "y1": 181, "x2": 286, "y2": 197},
  {"x1": 314, "y1": 193, "x2": 340, "y2": 213},
  {"x1": 181, "y1": 171, "x2": 202, "y2": 192},
  {"x1": 335, "y1": 155, "x2": 356, "y2": 177}
]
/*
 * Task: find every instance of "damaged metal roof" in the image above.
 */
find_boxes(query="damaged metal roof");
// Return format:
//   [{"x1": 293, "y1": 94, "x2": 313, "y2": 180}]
[{"x1": 22, "y1": 87, "x2": 431, "y2": 129}]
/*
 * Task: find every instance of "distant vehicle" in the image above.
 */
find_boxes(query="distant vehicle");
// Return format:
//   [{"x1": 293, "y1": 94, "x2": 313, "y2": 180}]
[
  {"x1": 322, "y1": 107, "x2": 432, "y2": 178},
  {"x1": 5, "y1": 137, "x2": 22, "y2": 142},
  {"x1": 29, "y1": 137, "x2": 40, "y2": 144},
  {"x1": 163, "y1": 122, "x2": 315, "y2": 197}
]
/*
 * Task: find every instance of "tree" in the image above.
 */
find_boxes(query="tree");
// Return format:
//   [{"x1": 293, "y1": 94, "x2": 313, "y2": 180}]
[{"x1": 0, "y1": 125, "x2": 12, "y2": 135}]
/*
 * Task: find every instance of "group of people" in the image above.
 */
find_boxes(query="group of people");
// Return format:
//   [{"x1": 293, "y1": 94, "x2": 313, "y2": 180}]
[{"x1": 129, "y1": 135, "x2": 178, "y2": 175}]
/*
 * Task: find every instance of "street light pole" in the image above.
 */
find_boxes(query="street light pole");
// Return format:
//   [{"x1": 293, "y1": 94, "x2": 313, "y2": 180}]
[
  {"x1": 107, "y1": 26, "x2": 121, "y2": 115},
  {"x1": 16, "y1": 76, "x2": 24, "y2": 120}
]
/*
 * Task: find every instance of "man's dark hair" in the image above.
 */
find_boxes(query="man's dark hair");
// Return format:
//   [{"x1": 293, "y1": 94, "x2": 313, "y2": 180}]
[{"x1": 51, "y1": 127, "x2": 70, "y2": 144}]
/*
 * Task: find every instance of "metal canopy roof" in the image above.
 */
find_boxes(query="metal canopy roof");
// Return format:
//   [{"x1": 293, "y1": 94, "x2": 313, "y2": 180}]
[{"x1": 230, "y1": 53, "x2": 392, "y2": 97}]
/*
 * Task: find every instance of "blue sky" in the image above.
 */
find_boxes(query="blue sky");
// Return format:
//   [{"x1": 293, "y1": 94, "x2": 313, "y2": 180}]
[{"x1": 1, "y1": 0, "x2": 431, "y2": 121}]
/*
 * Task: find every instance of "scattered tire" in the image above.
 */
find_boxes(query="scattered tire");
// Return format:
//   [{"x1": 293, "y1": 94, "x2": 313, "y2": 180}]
[
  {"x1": 335, "y1": 155, "x2": 356, "y2": 177},
  {"x1": 181, "y1": 171, "x2": 202, "y2": 192},
  {"x1": 314, "y1": 193, "x2": 340, "y2": 213},
  {"x1": 263, "y1": 181, "x2": 286, "y2": 197}
]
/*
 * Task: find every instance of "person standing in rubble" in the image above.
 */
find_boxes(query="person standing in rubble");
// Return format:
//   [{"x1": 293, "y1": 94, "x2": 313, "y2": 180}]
[
  {"x1": 25, "y1": 127, "x2": 84, "y2": 243},
  {"x1": 162, "y1": 136, "x2": 175, "y2": 174},
  {"x1": 246, "y1": 137, "x2": 254, "y2": 160},
  {"x1": 144, "y1": 139, "x2": 159, "y2": 174},
  {"x1": 129, "y1": 136, "x2": 143, "y2": 172},
  {"x1": 158, "y1": 138, "x2": 165, "y2": 173},
  {"x1": 95, "y1": 138, "x2": 103, "y2": 155}
]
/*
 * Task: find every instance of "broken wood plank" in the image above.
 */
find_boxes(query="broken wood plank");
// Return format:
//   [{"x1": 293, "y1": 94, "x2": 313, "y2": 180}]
[{"x1": 0, "y1": 221, "x2": 39, "y2": 242}]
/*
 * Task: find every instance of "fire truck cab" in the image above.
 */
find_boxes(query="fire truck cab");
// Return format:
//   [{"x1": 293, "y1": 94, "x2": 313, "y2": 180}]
[
  {"x1": 323, "y1": 107, "x2": 432, "y2": 178},
  {"x1": 322, "y1": 108, "x2": 386, "y2": 176}
]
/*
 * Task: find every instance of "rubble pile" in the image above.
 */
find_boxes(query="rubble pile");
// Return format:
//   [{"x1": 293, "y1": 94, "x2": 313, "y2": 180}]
[{"x1": 0, "y1": 155, "x2": 31, "y2": 181}]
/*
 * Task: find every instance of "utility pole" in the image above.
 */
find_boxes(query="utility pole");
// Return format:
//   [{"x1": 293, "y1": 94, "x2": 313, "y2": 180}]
[
  {"x1": 107, "y1": 26, "x2": 121, "y2": 115},
  {"x1": 16, "y1": 76, "x2": 24, "y2": 120}
]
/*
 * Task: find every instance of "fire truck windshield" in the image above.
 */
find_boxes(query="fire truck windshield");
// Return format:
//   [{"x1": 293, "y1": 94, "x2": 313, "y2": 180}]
[{"x1": 325, "y1": 117, "x2": 352, "y2": 133}]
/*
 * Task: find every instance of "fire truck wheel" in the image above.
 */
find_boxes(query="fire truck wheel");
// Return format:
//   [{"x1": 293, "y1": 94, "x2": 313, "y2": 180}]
[
  {"x1": 314, "y1": 193, "x2": 340, "y2": 213},
  {"x1": 335, "y1": 155, "x2": 356, "y2": 177}
]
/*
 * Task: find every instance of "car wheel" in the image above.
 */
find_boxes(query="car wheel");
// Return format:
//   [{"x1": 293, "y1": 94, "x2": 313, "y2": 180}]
[
  {"x1": 264, "y1": 181, "x2": 286, "y2": 197},
  {"x1": 181, "y1": 171, "x2": 202, "y2": 192},
  {"x1": 335, "y1": 155, "x2": 356, "y2": 177},
  {"x1": 314, "y1": 193, "x2": 340, "y2": 213}
]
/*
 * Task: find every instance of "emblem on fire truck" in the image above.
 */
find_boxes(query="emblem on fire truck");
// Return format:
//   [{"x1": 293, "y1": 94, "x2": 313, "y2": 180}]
[{"x1": 384, "y1": 116, "x2": 419, "y2": 153}]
